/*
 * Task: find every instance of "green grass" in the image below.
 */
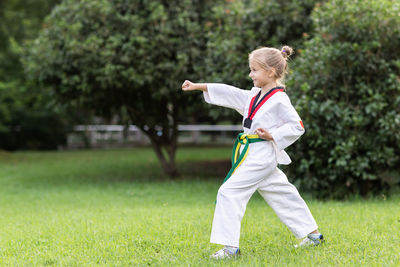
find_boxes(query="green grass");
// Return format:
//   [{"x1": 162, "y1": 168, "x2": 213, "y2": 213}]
[{"x1": 0, "y1": 148, "x2": 399, "y2": 266}]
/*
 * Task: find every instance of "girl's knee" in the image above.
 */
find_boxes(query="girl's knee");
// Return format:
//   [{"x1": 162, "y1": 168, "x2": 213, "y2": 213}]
[
  {"x1": 217, "y1": 184, "x2": 238, "y2": 202},
  {"x1": 217, "y1": 185, "x2": 229, "y2": 199}
]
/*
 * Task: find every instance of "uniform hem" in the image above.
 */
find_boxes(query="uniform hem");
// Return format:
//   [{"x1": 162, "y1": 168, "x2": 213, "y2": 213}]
[
  {"x1": 293, "y1": 224, "x2": 319, "y2": 239},
  {"x1": 210, "y1": 238, "x2": 239, "y2": 247}
]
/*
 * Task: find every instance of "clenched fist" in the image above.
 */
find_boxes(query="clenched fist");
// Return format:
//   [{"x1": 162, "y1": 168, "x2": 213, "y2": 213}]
[
  {"x1": 181, "y1": 80, "x2": 195, "y2": 91},
  {"x1": 256, "y1": 128, "x2": 274, "y2": 141}
]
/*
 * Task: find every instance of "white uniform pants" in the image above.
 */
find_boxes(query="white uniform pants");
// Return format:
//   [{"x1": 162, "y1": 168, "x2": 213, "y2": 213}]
[{"x1": 210, "y1": 162, "x2": 318, "y2": 247}]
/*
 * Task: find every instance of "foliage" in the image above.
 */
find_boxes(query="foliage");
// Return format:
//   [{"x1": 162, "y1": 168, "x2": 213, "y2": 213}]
[
  {"x1": 24, "y1": 0, "x2": 325, "y2": 175},
  {"x1": 0, "y1": 0, "x2": 60, "y2": 80},
  {"x1": 0, "y1": 148, "x2": 399, "y2": 265},
  {"x1": 0, "y1": 0, "x2": 68, "y2": 150},
  {"x1": 286, "y1": 0, "x2": 400, "y2": 198}
]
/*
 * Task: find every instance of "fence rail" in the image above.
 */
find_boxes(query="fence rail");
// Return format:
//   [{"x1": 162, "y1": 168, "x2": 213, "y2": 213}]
[
  {"x1": 74, "y1": 125, "x2": 242, "y2": 132},
  {"x1": 68, "y1": 125, "x2": 242, "y2": 148}
]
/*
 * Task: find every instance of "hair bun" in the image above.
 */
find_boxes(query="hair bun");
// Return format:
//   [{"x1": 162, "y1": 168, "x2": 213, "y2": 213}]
[{"x1": 281, "y1": 45, "x2": 293, "y2": 59}]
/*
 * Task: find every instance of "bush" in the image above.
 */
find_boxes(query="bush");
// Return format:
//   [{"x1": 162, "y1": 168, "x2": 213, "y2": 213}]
[
  {"x1": 0, "y1": 109, "x2": 69, "y2": 151},
  {"x1": 287, "y1": 0, "x2": 400, "y2": 198},
  {"x1": 201, "y1": 0, "x2": 322, "y2": 122},
  {"x1": 0, "y1": 80, "x2": 71, "y2": 150},
  {"x1": 0, "y1": 84, "x2": 70, "y2": 150}
]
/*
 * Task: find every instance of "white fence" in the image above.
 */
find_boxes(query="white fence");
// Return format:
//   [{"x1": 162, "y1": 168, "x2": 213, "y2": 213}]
[{"x1": 68, "y1": 124, "x2": 242, "y2": 148}]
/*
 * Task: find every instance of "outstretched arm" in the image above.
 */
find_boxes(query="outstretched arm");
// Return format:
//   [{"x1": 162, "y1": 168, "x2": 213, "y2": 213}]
[
  {"x1": 181, "y1": 80, "x2": 251, "y2": 115},
  {"x1": 182, "y1": 80, "x2": 207, "y2": 92}
]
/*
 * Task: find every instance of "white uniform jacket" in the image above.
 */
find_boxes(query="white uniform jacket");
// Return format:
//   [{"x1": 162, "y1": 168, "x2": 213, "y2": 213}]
[{"x1": 203, "y1": 83, "x2": 305, "y2": 165}]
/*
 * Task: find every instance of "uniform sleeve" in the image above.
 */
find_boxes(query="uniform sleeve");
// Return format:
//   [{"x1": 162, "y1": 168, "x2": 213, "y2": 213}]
[
  {"x1": 270, "y1": 94, "x2": 305, "y2": 151},
  {"x1": 203, "y1": 83, "x2": 251, "y2": 116}
]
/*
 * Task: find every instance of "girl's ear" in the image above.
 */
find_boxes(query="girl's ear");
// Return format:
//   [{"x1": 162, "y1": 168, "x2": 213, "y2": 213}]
[{"x1": 268, "y1": 68, "x2": 277, "y2": 78}]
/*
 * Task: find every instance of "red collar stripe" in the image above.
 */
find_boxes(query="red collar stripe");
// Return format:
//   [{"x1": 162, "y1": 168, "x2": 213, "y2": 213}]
[
  {"x1": 248, "y1": 95, "x2": 257, "y2": 117},
  {"x1": 248, "y1": 89, "x2": 284, "y2": 119}
]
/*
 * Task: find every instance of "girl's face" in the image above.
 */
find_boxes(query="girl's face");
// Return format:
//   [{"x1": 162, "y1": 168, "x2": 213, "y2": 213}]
[{"x1": 248, "y1": 59, "x2": 275, "y2": 88}]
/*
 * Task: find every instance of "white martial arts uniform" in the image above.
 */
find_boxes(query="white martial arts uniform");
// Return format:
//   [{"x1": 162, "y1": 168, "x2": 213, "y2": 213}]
[{"x1": 203, "y1": 83, "x2": 318, "y2": 247}]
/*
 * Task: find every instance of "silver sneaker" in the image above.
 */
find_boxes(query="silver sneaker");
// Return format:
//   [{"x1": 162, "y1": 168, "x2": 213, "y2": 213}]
[
  {"x1": 211, "y1": 248, "x2": 240, "y2": 259},
  {"x1": 295, "y1": 233, "x2": 324, "y2": 248}
]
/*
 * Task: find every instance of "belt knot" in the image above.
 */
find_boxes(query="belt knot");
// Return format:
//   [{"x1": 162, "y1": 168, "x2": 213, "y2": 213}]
[{"x1": 221, "y1": 133, "x2": 266, "y2": 185}]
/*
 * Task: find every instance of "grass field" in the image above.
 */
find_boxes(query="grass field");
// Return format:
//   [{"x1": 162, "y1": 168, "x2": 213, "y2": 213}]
[{"x1": 0, "y1": 148, "x2": 399, "y2": 266}]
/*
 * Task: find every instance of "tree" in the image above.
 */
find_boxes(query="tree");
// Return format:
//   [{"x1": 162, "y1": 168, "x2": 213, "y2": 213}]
[
  {"x1": 286, "y1": 0, "x2": 400, "y2": 198},
  {"x1": 25, "y1": 0, "x2": 216, "y2": 177}
]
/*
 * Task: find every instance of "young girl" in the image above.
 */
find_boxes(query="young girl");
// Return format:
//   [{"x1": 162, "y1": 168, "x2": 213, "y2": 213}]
[{"x1": 181, "y1": 46, "x2": 323, "y2": 259}]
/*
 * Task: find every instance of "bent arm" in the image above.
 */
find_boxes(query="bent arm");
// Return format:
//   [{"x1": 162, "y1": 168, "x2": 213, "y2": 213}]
[{"x1": 270, "y1": 94, "x2": 305, "y2": 150}]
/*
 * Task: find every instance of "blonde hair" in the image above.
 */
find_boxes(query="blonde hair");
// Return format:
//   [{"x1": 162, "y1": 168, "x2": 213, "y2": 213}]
[{"x1": 249, "y1": 45, "x2": 293, "y2": 84}]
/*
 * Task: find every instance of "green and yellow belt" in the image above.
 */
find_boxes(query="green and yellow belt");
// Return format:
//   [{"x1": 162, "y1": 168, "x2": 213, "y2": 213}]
[{"x1": 222, "y1": 133, "x2": 266, "y2": 184}]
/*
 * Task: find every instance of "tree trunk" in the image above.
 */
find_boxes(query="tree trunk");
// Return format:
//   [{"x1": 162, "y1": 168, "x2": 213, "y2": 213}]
[
  {"x1": 150, "y1": 139, "x2": 179, "y2": 178},
  {"x1": 127, "y1": 106, "x2": 180, "y2": 178},
  {"x1": 150, "y1": 103, "x2": 180, "y2": 178}
]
